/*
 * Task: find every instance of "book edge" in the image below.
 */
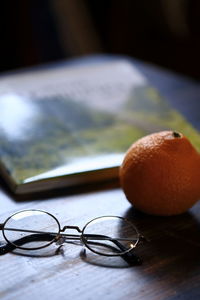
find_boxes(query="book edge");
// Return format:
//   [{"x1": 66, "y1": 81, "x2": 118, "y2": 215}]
[{"x1": 14, "y1": 166, "x2": 119, "y2": 194}]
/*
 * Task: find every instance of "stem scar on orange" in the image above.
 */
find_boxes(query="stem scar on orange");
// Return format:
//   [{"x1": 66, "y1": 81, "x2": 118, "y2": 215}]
[{"x1": 119, "y1": 131, "x2": 200, "y2": 216}]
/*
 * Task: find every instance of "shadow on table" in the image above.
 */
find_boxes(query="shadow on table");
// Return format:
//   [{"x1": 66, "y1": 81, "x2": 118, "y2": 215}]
[
  {"x1": 0, "y1": 236, "x2": 136, "y2": 268},
  {"x1": 3, "y1": 245, "x2": 135, "y2": 269},
  {"x1": 123, "y1": 206, "x2": 200, "y2": 288},
  {"x1": 0, "y1": 175, "x2": 120, "y2": 202},
  {"x1": 79, "y1": 248, "x2": 137, "y2": 269}
]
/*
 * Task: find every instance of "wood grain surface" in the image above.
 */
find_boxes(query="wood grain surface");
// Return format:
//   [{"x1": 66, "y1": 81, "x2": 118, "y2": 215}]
[{"x1": 0, "y1": 184, "x2": 200, "y2": 300}]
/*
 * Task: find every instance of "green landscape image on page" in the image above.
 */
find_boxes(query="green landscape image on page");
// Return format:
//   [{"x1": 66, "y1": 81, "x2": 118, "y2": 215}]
[
  {"x1": 0, "y1": 87, "x2": 199, "y2": 186},
  {"x1": 0, "y1": 59, "x2": 199, "y2": 189}
]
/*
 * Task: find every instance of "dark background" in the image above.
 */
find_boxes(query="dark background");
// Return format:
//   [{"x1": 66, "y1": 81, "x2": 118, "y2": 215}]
[{"x1": 1, "y1": 0, "x2": 200, "y2": 78}]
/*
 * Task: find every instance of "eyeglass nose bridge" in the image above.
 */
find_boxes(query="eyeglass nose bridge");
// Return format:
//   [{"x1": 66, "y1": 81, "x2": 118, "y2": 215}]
[
  {"x1": 56, "y1": 225, "x2": 83, "y2": 246},
  {"x1": 61, "y1": 225, "x2": 82, "y2": 233}
]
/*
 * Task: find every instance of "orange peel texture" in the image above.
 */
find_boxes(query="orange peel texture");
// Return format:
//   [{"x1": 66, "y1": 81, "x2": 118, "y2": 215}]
[{"x1": 120, "y1": 131, "x2": 200, "y2": 216}]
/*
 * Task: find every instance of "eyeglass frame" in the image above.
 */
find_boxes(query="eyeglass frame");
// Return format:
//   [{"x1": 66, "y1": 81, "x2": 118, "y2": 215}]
[{"x1": 0, "y1": 209, "x2": 144, "y2": 265}]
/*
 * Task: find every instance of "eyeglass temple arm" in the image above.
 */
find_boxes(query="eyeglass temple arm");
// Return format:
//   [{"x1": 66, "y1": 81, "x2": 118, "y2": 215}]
[
  {"x1": 0, "y1": 233, "x2": 134, "y2": 253},
  {"x1": 83, "y1": 234, "x2": 142, "y2": 265},
  {"x1": 0, "y1": 233, "x2": 142, "y2": 265},
  {"x1": 84, "y1": 240, "x2": 142, "y2": 265},
  {"x1": 0, "y1": 233, "x2": 53, "y2": 254}
]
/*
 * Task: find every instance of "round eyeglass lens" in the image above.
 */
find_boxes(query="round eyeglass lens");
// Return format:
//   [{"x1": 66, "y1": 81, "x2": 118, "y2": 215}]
[
  {"x1": 3, "y1": 210, "x2": 60, "y2": 250},
  {"x1": 82, "y1": 216, "x2": 140, "y2": 256}
]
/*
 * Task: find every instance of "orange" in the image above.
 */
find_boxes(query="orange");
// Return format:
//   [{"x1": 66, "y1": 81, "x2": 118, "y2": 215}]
[{"x1": 119, "y1": 131, "x2": 200, "y2": 216}]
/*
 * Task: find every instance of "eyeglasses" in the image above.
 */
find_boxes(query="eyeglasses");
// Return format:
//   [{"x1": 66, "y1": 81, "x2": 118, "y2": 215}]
[{"x1": 0, "y1": 209, "x2": 143, "y2": 265}]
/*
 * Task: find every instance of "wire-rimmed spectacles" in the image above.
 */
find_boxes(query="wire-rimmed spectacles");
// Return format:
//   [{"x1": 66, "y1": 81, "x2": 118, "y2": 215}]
[{"x1": 0, "y1": 209, "x2": 143, "y2": 265}]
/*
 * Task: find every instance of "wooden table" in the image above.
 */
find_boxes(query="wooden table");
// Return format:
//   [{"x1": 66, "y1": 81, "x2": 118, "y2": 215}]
[
  {"x1": 0, "y1": 56, "x2": 200, "y2": 300},
  {"x1": 0, "y1": 183, "x2": 200, "y2": 300}
]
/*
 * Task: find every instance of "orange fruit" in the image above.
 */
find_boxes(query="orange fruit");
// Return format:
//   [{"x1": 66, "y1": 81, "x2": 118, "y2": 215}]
[{"x1": 119, "y1": 131, "x2": 200, "y2": 216}]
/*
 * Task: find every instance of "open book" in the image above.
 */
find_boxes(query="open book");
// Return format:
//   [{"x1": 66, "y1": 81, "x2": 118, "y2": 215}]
[{"x1": 0, "y1": 58, "x2": 200, "y2": 194}]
